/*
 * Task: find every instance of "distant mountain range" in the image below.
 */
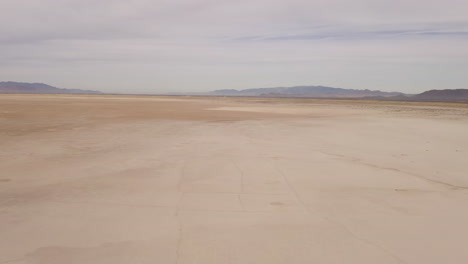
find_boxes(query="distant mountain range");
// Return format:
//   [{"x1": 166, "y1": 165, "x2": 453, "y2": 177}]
[
  {"x1": 0, "y1": 82, "x2": 101, "y2": 94},
  {"x1": 362, "y1": 89, "x2": 468, "y2": 102},
  {"x1": 413, "y1": 89, "x2": 468, "y2": 101},
  {"x1": 211, "y1": 86, "x2": 403, "y2": 98},
  {"x1": 211, "y1": 86, "x2": 468, "y2": 102},
  {"x1": 1, "y1": 82, "x2": 467, "y2": 102}
]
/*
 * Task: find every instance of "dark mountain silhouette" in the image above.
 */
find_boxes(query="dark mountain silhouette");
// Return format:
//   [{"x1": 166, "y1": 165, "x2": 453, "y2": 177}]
[
  {"x1": 212, "y1": 86, "x2": 402, "y2": 98},
  {"x1": 211, "y1": 86, "x2": 468, "y2": 102},
  {"x1": 365, "y1": 89, "x2": 468, "y2": 102},
  {"x1": 0, "y1": 82, "x2": 101, "y2": 94},
  {"x1": 412, "y1": 89, "x2": 468, "y2": 101}
]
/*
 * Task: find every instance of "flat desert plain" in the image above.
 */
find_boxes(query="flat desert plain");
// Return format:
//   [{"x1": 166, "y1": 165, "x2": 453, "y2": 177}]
[{"x1": 1, "y1": 94, "x2": 468, "y2": 264}]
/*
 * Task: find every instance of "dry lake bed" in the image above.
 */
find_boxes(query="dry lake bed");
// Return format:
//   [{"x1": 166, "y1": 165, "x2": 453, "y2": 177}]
[{"x1": 1, "y1": 94, "x2": 468, "y2": 263}]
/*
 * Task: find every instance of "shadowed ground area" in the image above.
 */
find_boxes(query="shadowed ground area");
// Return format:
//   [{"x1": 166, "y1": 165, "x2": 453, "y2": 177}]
[{"x1": 1, "y1": 94, "x2": 468, "y2": 263}]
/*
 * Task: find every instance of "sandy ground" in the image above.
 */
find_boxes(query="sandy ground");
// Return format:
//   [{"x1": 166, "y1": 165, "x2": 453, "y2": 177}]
[{"x1": 1, "y1": 94, "x2": 468, "y2": 264}]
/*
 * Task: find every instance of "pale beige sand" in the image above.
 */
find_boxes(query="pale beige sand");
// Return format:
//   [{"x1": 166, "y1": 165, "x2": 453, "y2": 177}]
[{"x1": 1, "y1": 94, "x2": 468, "y2": 263}]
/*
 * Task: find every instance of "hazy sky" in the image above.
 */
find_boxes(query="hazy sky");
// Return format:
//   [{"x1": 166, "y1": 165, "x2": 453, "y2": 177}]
[{"x1": 1, "y1": 0, "x2": 467, "y2": 93}]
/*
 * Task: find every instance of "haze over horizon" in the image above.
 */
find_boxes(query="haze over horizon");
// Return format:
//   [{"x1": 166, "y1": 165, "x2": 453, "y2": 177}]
[{"x1": 1, "y1": 0, "x2": 467, "y2": 94}]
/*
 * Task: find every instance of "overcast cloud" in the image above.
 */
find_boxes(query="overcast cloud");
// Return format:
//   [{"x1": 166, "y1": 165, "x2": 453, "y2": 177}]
[{"x1": 1, "y1": 0, "x2": 467, "y2": 93}]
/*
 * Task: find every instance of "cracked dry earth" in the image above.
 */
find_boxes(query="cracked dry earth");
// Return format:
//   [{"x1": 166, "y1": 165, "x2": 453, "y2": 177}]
[{"x1": 1, "y1": 95, "x2": 468, "y2": 264}]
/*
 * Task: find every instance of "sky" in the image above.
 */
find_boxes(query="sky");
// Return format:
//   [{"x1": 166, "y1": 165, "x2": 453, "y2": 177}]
[{"x1": 1, "y1": 0, "x2": 467, "y2": 94}]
